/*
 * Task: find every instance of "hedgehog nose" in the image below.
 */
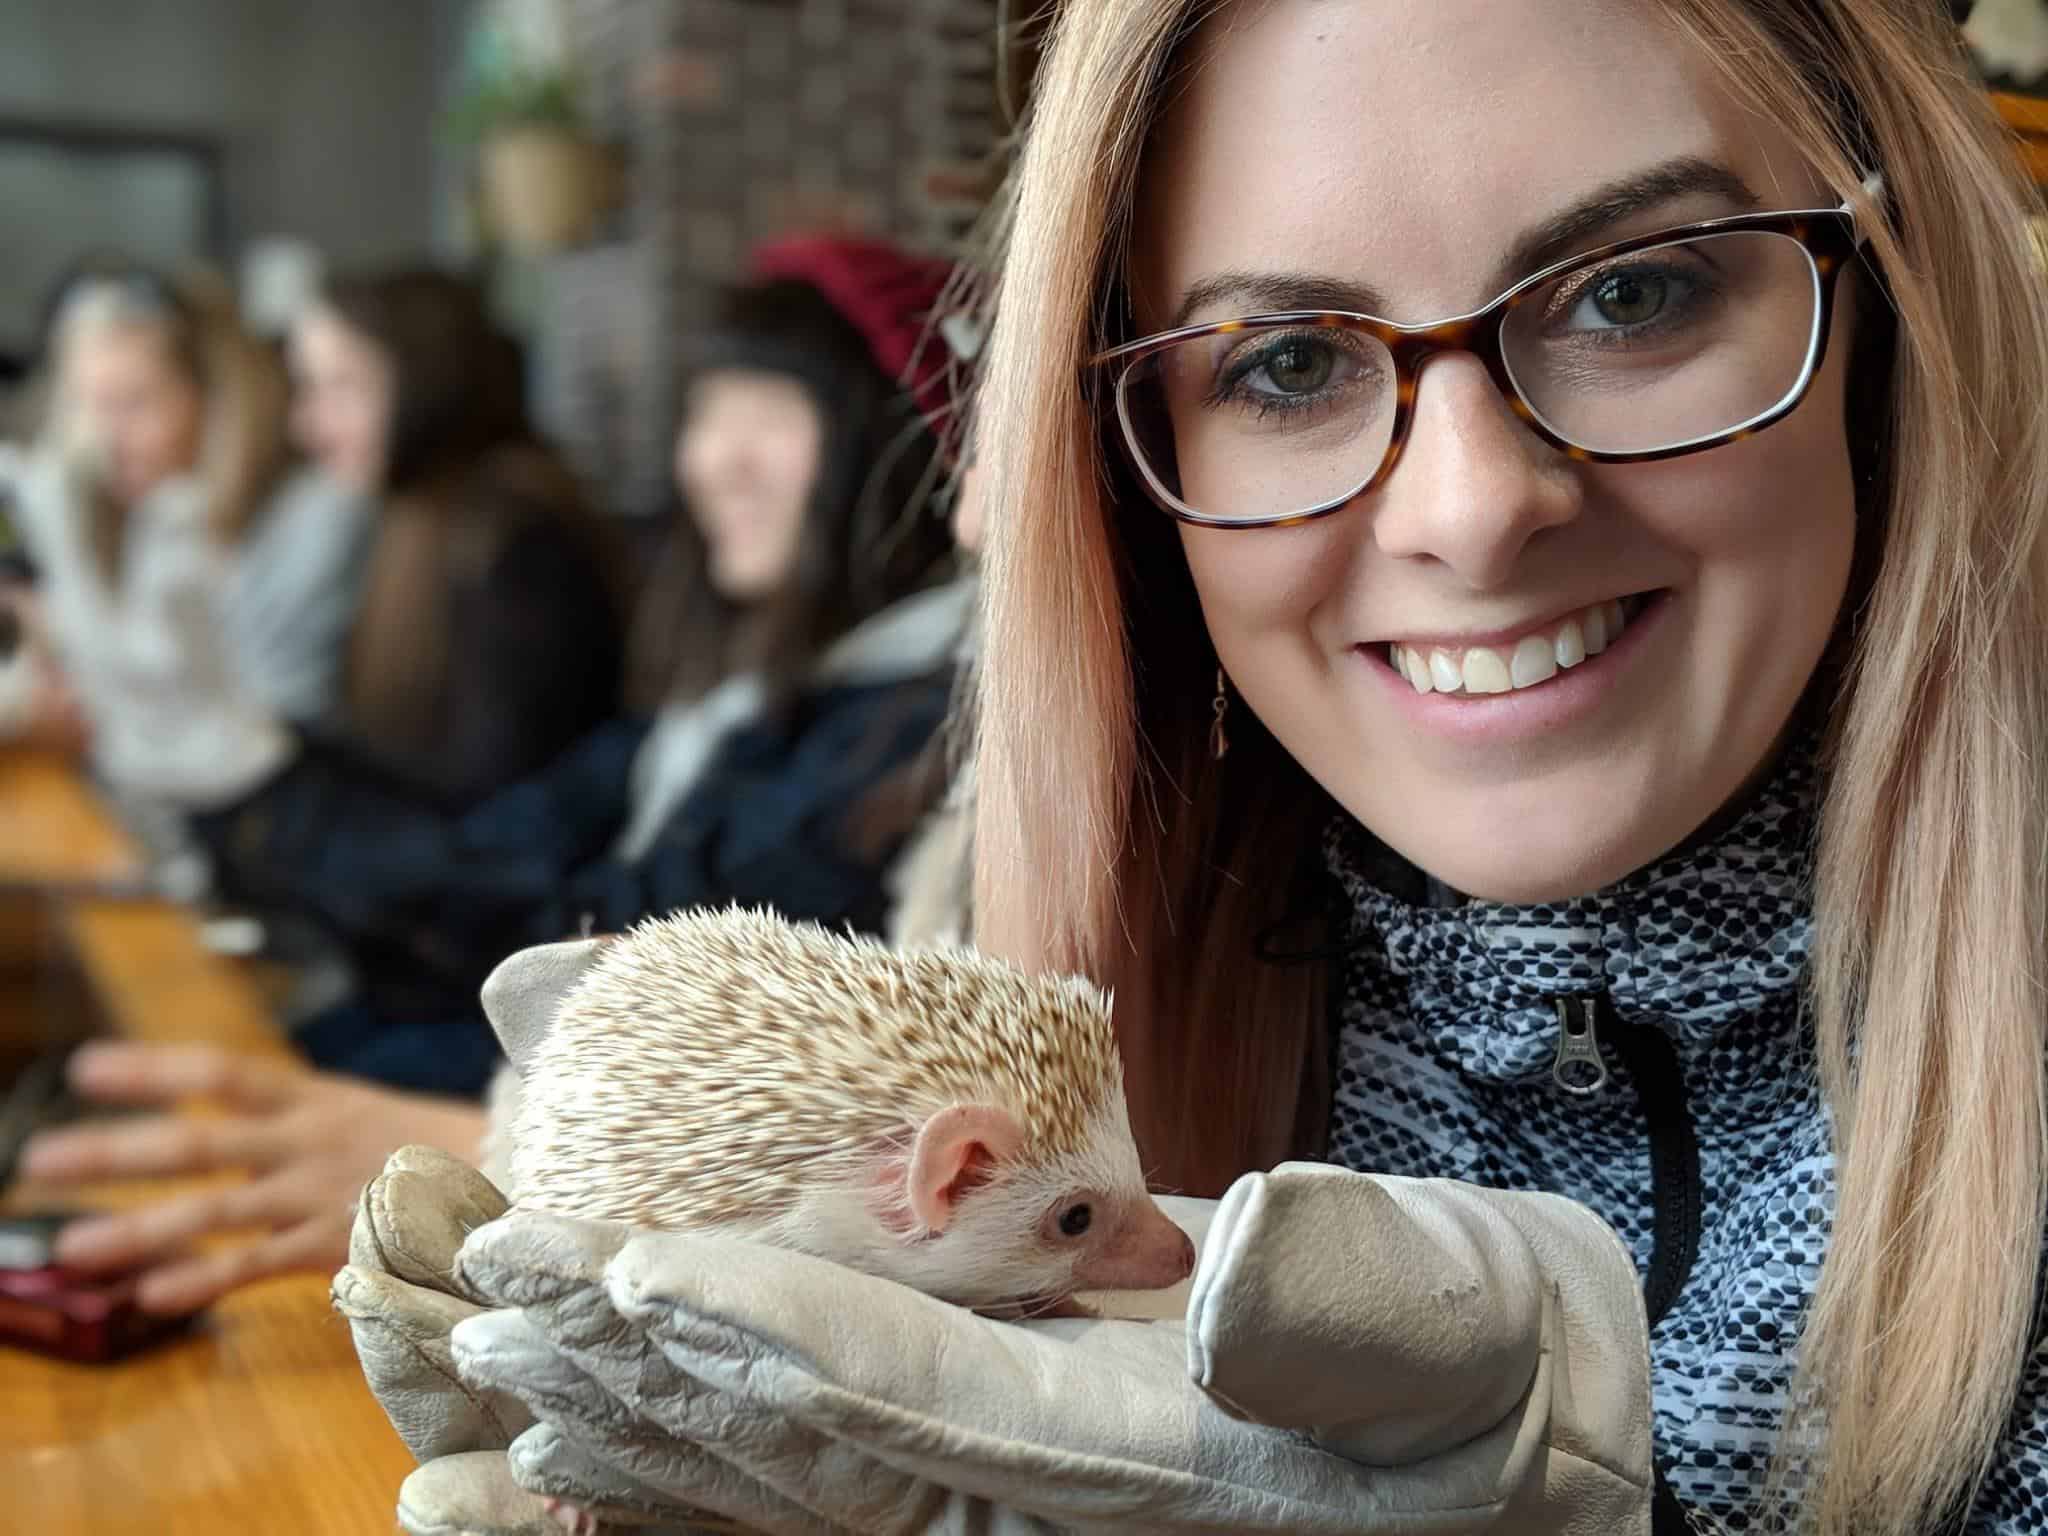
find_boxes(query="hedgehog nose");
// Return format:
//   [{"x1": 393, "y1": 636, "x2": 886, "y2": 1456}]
[{"x1": 1177, "y1": 1230, "x2": 1196, "y2": 1278}]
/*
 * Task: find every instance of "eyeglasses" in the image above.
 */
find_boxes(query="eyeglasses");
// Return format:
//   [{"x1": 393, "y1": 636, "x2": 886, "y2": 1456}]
[{"x1": 1091, "y1": 184, "x2": 1877, "y2": 529}]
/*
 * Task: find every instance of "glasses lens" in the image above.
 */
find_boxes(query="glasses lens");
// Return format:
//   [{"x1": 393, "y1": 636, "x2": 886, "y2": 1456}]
[
  {"x1": 1500, "y1": 230, "x2": 1821, "y2": 456},
  {"x1": 1116, "y1": 322, "x2": 1397, "y2": 523}
]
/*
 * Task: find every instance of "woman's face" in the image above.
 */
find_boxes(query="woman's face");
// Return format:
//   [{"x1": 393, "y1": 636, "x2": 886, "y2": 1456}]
[
  {"x1": 288, "y1": 304, "x2": 394, "y2": 495},
  {"x1": 677, "y1": 369, "x2": 823, "y2": 600},
  {"x1": 1134, "y1": 0, "x2": 1860, "y2": 902},
  {"x1": 68, "y1": 323, "x2": 204, "y2": 506}
]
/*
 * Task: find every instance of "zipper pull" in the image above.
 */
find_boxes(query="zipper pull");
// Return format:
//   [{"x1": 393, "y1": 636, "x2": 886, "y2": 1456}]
[{"x1": 1552, "y1": 995, "x2": 1609, "y2": 1096}]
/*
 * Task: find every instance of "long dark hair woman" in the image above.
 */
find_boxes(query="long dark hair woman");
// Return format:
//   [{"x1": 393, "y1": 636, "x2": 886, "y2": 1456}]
[{"x1": 288, "y1": 268, "x2": 625, "y2": 802}]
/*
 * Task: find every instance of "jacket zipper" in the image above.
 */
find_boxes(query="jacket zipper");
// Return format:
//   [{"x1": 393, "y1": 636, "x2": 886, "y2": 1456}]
[
  {"x1": 1551, "y1": 991, "x2": 1704, "y2": 1536},
  {"x1": 1551, "y1": 996, "x2": 1609, "y2": 1095}
]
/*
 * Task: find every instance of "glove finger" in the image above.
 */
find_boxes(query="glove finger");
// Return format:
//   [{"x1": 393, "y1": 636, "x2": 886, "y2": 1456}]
[
  {"x1": 455, "y1": 1309, "x2": 894, "y2": 1535},
  {"x1": 355, "y1": 1146, "x2": 512, "y2": 1302},
  {"x1": 509, "y1": 1423, "x2": 817, "y2": 1536},
  {"x1": 456, "y1": 1208, "x2": 631, "y2": 1310},
  {"x1": 599, "y1": 1236, "x2": 1389, "y2": 1532},
  {"x1": 1190, "y1": 1166, "x2": 1543, "y2": 1462},
  {"x1": 396, "y1": 1450, "x2": 554, "y2": 1536},
  {"x1": 334, "y1": 1265, "x2": 535, "y2": 1461},
  {"x1": 605, "y1": 1230, "x2": 1191, "y2": 1420}
]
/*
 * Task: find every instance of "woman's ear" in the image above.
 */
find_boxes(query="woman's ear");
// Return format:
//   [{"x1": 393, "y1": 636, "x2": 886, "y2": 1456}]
[{"x1": 905, "y1": 1104, "x2": 1024, "y2": 1234}]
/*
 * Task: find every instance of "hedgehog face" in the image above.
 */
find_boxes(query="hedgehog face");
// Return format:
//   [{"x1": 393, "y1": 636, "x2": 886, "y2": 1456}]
[
  {"x1": 915, "y1": 1164, "x2": 1195, "y2": 1310},
  {"x1": 877, "y1": 1092, "x2": 1195, "y2": 1310}
]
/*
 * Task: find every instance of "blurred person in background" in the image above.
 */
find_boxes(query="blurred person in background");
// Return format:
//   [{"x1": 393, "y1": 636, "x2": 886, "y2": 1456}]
[
  {"x1": 0, "y1": 263, "x2": 372, "y2": 799},
  {"x1": 17, "y1": 238, "x2": 987, "y2": 1312},
  {"x1": 286, "y1": 268, "x2": 624, "y2": 803}
]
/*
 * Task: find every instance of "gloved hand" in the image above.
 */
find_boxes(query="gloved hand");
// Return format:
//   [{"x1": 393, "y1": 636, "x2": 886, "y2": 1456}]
[{"x1": 336, "y1": 1148, "x2": 1653, "y2": 1536}]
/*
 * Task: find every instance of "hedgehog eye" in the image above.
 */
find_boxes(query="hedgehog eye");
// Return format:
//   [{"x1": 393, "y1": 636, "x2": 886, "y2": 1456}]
[{"x1": 1057, "y1": 1203, "x2": 1093, "y2": 1238}]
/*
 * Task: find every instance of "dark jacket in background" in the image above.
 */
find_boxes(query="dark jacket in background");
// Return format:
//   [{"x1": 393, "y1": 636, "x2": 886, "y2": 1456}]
[{"x1": 196, "y1": 579, "x2": 968, "y2": 1095}]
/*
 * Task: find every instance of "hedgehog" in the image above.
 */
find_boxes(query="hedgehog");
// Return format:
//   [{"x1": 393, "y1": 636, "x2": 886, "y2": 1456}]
[{"x1": 481, "y1": 906, "x2": 1197, "y2": 1318}]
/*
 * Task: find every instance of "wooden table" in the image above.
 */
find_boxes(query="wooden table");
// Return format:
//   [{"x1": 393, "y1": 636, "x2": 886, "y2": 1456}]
[{"x1": 0, "y1": 753, "x2": 414, "y2": 1534}]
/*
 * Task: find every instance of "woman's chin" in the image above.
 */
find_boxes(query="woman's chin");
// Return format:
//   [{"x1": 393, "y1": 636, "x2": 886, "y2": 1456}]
[{"x1": 1380, "y1": 823, "x2": 1672, "y2": 908}]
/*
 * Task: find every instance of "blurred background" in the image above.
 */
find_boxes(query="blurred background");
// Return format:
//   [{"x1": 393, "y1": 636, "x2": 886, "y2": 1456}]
[{"x1": 0, "y1": 0, "x2": 1035, "y2": 520}]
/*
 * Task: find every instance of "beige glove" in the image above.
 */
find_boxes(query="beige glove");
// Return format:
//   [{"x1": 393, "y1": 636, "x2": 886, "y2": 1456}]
[{"x1": 337, "y1": 1148, "x2": 1652, "y2": 1535}]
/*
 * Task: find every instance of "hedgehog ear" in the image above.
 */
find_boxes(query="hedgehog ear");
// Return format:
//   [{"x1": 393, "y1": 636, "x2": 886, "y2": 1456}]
[
  {"x1": 906, "y1": 1104, "x2": 1024, "y2": 1235},
  {"x1": 480, "y1": 937, "x2": 610, "y2": 1073}
]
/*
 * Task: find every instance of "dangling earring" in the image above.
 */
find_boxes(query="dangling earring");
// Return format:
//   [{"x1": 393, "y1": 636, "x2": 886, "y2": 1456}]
[{"x1": 1210, "y1": 668, "x2": 1231, "y2": 761}]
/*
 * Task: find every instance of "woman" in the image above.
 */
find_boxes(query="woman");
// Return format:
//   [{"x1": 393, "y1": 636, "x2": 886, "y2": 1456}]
[
  {"x1": 990, "y1": 2, "x2": 2046, "y2": 1531},
  {"x1": 0, "y1": 265, "x2": 371, "y2": 801},
  {"x1": 284, "y1": 269, "x2": 623, "y2": 803},
  {"x1": 293, "y1": 2, "x2": 2048, "y2": 1534}
]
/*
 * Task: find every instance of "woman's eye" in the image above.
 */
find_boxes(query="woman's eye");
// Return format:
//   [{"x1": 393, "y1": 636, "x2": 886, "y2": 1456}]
[
  {"x1": 1557, "y1": 263, "x2": 1703, "y2": 334},
  {"x1": 1057, "y1": 1202, "x2": 1093, "y2": 1237},
  {"x1": 1585, "y1": 269, "x2": 1669, "y2": 327},
  {"x1": 1252, "y1": 340, "x2": 1335, "y2": 395}
]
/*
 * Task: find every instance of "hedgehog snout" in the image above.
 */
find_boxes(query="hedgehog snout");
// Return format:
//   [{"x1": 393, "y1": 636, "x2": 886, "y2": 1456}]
[{"x1": 1067, "y1": 1193, "x2": 1198, "y2": 1294}]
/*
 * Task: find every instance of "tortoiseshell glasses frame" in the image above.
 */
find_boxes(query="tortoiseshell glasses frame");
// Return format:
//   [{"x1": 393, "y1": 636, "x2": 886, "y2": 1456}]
[{"x1": 1089, "y1": 185, "x2": 1877, "y2": 530}]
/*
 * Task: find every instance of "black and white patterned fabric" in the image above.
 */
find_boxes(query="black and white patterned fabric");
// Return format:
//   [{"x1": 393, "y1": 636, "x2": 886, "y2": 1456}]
[{"x1": 1320, "y1": 737, "x2": 2048, "y2": 1531}]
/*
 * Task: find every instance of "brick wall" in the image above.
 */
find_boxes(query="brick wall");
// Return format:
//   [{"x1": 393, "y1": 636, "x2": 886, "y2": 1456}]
[{"x1": 547, "y1": 0, "x2": 1002, "y2": 519}]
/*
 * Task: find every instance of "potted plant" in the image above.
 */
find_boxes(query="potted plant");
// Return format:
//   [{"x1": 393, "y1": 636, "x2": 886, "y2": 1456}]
[{"x1": 449, "y1": 0, "x2": 617, "y2": 252}]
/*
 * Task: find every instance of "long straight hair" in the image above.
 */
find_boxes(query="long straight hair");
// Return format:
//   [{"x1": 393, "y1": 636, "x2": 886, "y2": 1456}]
[
  {"x1": 319, "y1": 269, "x2": 626, "y2": 768},
  {"x1": 971, "y1": 2, "x2": 2048, "y2": 1532}
]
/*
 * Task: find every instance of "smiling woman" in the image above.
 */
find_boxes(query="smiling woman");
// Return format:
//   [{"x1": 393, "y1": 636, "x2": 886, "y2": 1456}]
[{"x1": 969, "y1": 0, "x2": 2048, "y2": 1532}]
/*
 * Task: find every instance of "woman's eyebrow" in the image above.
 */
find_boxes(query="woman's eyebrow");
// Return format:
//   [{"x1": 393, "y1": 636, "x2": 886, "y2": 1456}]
[
  {"x1": 1169, "y1": 271, "x2": 1387, "y2": 329},
  {"x1": 1500, "y1": 156, "x2": 1761, "y2": 281},
  {"x1": 1166, "y1": 156, "x2": 1761, "y2": 330}
]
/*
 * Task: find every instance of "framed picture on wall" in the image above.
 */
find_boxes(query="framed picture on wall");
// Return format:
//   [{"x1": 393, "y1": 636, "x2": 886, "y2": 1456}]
[{"x1": 0, "y1": 118, "x2": 226, "y2": 377}]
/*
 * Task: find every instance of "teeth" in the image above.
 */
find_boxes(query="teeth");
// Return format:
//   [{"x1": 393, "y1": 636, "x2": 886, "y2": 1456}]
[
  {"x1": 1555, "y1": 618, "x2": 1586, "y2": 669},
  {"x1": 1509, "y1": 635, "x2": 1557, "y2": 688},
  {"x1": 1461, "y1": 648, "x2": 1513, "y2": 694},
  {"x1": 1390, "y1": 597, "x2": 1643, "y2": 700}
]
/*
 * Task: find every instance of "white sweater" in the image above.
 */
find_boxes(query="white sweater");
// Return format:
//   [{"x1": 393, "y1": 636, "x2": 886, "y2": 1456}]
[{"x1": 0, "y1": 448, "x2": 371, "y2": 803}]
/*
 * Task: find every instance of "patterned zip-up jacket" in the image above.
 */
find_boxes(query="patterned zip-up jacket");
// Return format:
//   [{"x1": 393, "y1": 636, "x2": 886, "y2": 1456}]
[{"x1": 1320, "y1": 740, "x2": 2048, "y2": 1532}]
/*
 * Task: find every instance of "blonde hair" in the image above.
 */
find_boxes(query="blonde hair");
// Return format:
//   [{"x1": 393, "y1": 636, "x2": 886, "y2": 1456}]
[
  {"x1": 971, "y1": 1, "x2": 2048, "y2": 1531},
  {"x1": 45, "y1": 269, "x2": 291, "y2": 576}
]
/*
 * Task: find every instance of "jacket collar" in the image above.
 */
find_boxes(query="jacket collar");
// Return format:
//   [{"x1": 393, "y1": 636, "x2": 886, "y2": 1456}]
[
  {"x1": 1324, "y1": 732, "x2": 1820, "y2": 1091},
  {"x1": 813, "y1": 576, "x2": 974, "y2": 687}
]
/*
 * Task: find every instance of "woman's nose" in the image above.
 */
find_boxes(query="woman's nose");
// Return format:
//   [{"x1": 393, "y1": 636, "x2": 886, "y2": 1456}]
[{"x1": 1368, "y1": 353, "x2": 1582, "y2": 589}]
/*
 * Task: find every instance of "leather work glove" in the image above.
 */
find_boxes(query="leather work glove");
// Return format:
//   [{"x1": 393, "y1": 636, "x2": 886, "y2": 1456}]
[{"x1": 336, "y1": 1148, "x2": 1653, "y2": 1535}]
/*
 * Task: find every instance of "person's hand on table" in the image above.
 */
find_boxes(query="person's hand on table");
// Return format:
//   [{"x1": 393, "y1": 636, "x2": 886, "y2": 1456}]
[{"x1": 18, "y1": 1041, "x2": 486, "y2": 1314}]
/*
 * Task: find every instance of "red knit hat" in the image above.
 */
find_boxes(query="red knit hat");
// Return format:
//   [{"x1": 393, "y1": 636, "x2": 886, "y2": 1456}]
[{"x1": 748, "y1": 235, "x2": 972, "y2": 447}]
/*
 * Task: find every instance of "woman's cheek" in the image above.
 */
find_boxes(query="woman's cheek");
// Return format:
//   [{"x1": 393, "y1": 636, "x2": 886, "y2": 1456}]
[{"x1": 1178, "y1": 521, "x2": 1353, "y2": 648}]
